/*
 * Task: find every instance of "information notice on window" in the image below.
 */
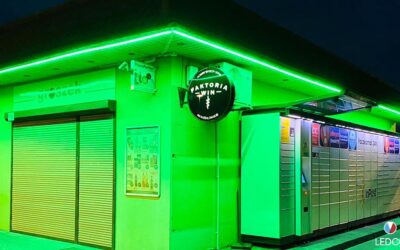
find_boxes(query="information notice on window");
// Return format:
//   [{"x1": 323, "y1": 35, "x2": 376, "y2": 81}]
[
  {"x1": 280, "y1": 117, "x2": 290, "y2": 144},
  {"x1": 125, "y1": 126, "x2": 160, "y2": 197}
]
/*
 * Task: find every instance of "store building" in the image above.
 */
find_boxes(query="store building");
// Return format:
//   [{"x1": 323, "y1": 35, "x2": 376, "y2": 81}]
[{"x1": 1, "y1": 1, "x2": 400, "y2": 249}]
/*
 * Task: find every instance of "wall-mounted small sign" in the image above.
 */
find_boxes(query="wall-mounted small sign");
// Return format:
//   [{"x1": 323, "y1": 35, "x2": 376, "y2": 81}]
[
  {"x1": 187, "y1": 67, "x2": 235, "y2": 121},
  {"x1": 130, "y1": 61, "x2": 156, "y2": 93}
]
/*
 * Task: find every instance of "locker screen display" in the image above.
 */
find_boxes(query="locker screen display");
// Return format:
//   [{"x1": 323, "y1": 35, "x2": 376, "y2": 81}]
[{"x1": 302, "y1": 173, "x2": 307, "y2": 184}]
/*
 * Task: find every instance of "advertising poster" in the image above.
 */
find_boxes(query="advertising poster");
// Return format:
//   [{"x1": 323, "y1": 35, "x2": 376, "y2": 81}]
[
  {"x1": 126, "y1": 126, "x2": 160, "y2": 197},
  {"x1": 320, "y1": 125, "x2": 330, "y2": 147},
  {"x1": 348, "y1": 130, "x2": 357, "y2": 151},
  {"x1": 389, "y1": 138, "x2": 395, "y2": 154},
  {"x1": 280, "y1": 117, "x2": 290, "y2": 144},
  {"x1": 384, "y1": 137, "x2": 390, "y2": 154},
  {"x1": 312, "y1": 123, "x2": 320, "y2": 146},
  {"x1": 329, "y1": 127, "x2": 340, "y2": 148},
  {"x1": 382, "y1": 137, "x2": 397, "y2": 154},
  {"x1": 339, "y1": 128, "x2": 349, "y2": 149}
]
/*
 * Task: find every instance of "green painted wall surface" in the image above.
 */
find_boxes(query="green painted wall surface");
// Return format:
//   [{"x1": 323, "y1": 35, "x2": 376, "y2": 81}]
[
  {"x1": 329, "y1": 110, "x2": 395, "y2": 132},
  {"x1": 0, "y1": 86, "x2": 12, "y2": 231},
  {"x1": 252, "y1": 79, "x2": 309, "y2": 107},
  {"x1": 241, "y1": 112, "x2": 281, "y2": 238},
  {"x1": 0, "y1": 57, "x2": 240, "y2": 250},
  {"x1": 115, "y1": 59, "x2": 172, "y2": 250},
  {"x1": 1, "y1": 53, "x2": 398, "y2": 250},
  {"x1": 371, "y1": 107, "x2": 400, "y2": 124},
  {"x1": 215, "y1": 113, "x2": 240, "y2": 247},
  {"x1": 170, "y1": 58, "x2": 240, "y2": 250}
]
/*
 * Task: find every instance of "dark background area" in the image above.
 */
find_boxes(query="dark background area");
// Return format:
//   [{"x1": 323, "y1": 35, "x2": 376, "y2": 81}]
[
  {"x1": 1, "y1": 0, "x2": 399, "y2": 90},
  {"x1": 234, "y1": 0, "x2": 400, "y2": 90},
  {"x1": 0, "y1": 1, "x2": 66, "y2": 24}
]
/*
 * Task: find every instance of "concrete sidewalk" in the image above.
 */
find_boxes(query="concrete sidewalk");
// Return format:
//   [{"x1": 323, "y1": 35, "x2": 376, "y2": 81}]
[
  {"x1": 0, "y1": 231, "x2": 99, "y2": 250},
  {"x1": 3, "y1": 216, "x2": 400, "y2": 250},
  {"x1": 290, "y1": 217, "x2": 400, "y2": 250},
  {"x1": 232, "y1": 217, "x2": 400, "y2": 249}
]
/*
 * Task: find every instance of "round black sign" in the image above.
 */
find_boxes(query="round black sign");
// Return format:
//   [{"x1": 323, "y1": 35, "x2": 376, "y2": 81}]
[{"x1": 188, "y1": 67, "x2": 235, "y2": 121}]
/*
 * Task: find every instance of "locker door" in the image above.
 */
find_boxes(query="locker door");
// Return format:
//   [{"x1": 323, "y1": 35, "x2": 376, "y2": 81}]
[
  {"x1": 356, "y1": 132, "x2": 365, "y2": 219},
  {"x1": 363, "y1": 133, "x2": 372, "y2": 218},
  {"x1": 348, "y1": 149, "x2": 357, "y2": 221},
  {"x1": 329, "y1": 148, "x2": 340, "y2": 226},
  {"x1": 279, "y1": 132, "x2": 295, "y2": 236},
  {"x1": 319, "y1": 147, "x2": 330, "y2": 229},
  {"x1": 78, "y1": 115, "x2": 114, "y2": 248},
  {"x1": 339, "y1": 149, "x2": 349, "y2": 224},
  {"x1": 12, "y1": 119, "x2": 77, "y2": 241},
  {"x1": 370, "y1": 135, "x2": 378, "y2": 216},
  {"x1": 311, "y1": 146, "x2": 320, "y2": 231}
]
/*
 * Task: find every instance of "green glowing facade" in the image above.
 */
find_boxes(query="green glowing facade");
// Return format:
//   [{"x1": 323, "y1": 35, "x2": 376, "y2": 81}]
[{"x1": 1, "y1": 1, "x2": 400, "y2": 250}]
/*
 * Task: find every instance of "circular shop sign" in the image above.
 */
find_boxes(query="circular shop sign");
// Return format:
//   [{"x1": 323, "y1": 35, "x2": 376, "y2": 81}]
[{"x1": 187, "y1": 67, "x2": 235, "y2": 121}]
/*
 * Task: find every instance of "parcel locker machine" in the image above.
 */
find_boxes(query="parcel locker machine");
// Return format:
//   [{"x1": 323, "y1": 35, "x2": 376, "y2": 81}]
[{"x1": 241, "y1": 110, "x2": 400, "y2": 246}]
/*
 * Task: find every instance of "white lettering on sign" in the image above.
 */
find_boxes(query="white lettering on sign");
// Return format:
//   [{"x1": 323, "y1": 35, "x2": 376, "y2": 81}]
[
  {"x1": 375, "y1": 237, "x2": 400, "y2": 246},
  {"x1": 13, "y1": 69, "x2": 115, "y2": 111},
  {"x1": 358, "y1": 139, "x2": 377, "y2": 146},
  {"x1": 190, "y1": 82, "x2": 228, "y2": 93},
  {"x1": 187, "y1": 67, "x2": 234, "y2": 121},
  {"x1": 36, "y1": 81, "x2": 82, "y2": 103}
]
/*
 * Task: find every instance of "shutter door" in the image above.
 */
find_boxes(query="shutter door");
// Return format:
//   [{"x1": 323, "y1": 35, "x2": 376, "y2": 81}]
[
  {"x1": 12, "y1": 119, "x2": 77, "y2": 241},
  {"x1": 78, "y1": 115, "x2": 114, "y2": 248}
]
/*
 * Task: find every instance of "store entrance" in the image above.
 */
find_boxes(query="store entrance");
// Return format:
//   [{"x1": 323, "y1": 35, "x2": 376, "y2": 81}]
[{"x1": 11, "y1": 114, "x2": 114, "y2": 249}]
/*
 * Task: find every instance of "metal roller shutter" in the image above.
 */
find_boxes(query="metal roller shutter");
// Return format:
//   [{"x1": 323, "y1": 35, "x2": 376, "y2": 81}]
[
  {"x1": 12, "y1": 119, "x2": 77, "y2": 241},
  {"x1": 78, "y1": 115, "x2": 114, "y2": 249}
]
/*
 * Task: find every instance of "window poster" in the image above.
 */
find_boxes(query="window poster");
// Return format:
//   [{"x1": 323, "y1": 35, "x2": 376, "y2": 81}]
[
  {"x1": 384, "y1": 137, "x2": 390, "y2": 154},
  {"x1": 329, "y1": 126, "x2": 340, "y2": 148},
  {"x1": 348, "y1": 130, "x2": 357, "y2": 151},
  {"x1": 389, "y1": 138, "x2": 395, "y2": 154},
  {"x1": 312, "y1": 121, "x2": 395, "y2": 155},
  {"x1": 312, "y1": 123, "x2": 320, "y2": 146},
  {"x1": 320, "y1": 125, "x2": 330, "y2": 147},
  {"x1": 280, "y1": 117, "x2": 290, "y2": 144},
  {"x1": 126, "y1": 126, "x2": 160, "y2": 197}
]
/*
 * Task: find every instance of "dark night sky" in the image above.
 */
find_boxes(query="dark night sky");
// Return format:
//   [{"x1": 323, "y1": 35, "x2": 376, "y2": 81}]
[
  {"x1": 235, "y1": 0, "x2": 400, "y2": 89},
  {"x1": 1, "y1": 0, "x2": 399, "y2": 90},
  {"x1": 0, "y1": 0, "x2": 66, "y2": 24}
]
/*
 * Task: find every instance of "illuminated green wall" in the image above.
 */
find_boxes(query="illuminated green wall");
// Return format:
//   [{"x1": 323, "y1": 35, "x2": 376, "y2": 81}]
[
  {"x1": 115, "y1": 59, "x2": 172, "y2": 250},
  {"x1": 0, "y1": 56, "x2": 240, "y2": 250},
  {"x1": 252, "y1": 77, "x2": 397, "y2": 133},
  {"x1": 0, "y1": 52, "x2": 399, "y2": 250},
  {"x1": 214, "y1": 113, "x2": 240, "y2": 247},
  {"x1": 329, "y1": 109, "x2": 395, "y2": 132},
  {"x1": 252, "y1": 78, "x2": 311, "y2": 108},
  {"x1": 241, "y1": 112, "x2": 281, "y2": 238},
  {"x1": 114, "y1": 56, "x2": 240, "y2": 250},
  {"x1": 0, "y1": 86, "x2": 12, "y2": 231},
  {"x1": 168, "y1": 57, "x2": 240, "y2": 250}
]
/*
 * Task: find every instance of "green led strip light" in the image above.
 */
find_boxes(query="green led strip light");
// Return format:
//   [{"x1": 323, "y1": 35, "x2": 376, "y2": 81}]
[
  {"x1": 172, "y1": 30, "x2": 341, "y2": 93},
  {"x1": 0, "y1": 28, "x2": 341, "y2": 93},
  {"x1": 0, "y1": 30, "x2": 173, "y2": 74},
  {"x1": 378, "y1": 105, "x2": 400, "y2": 116}
]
